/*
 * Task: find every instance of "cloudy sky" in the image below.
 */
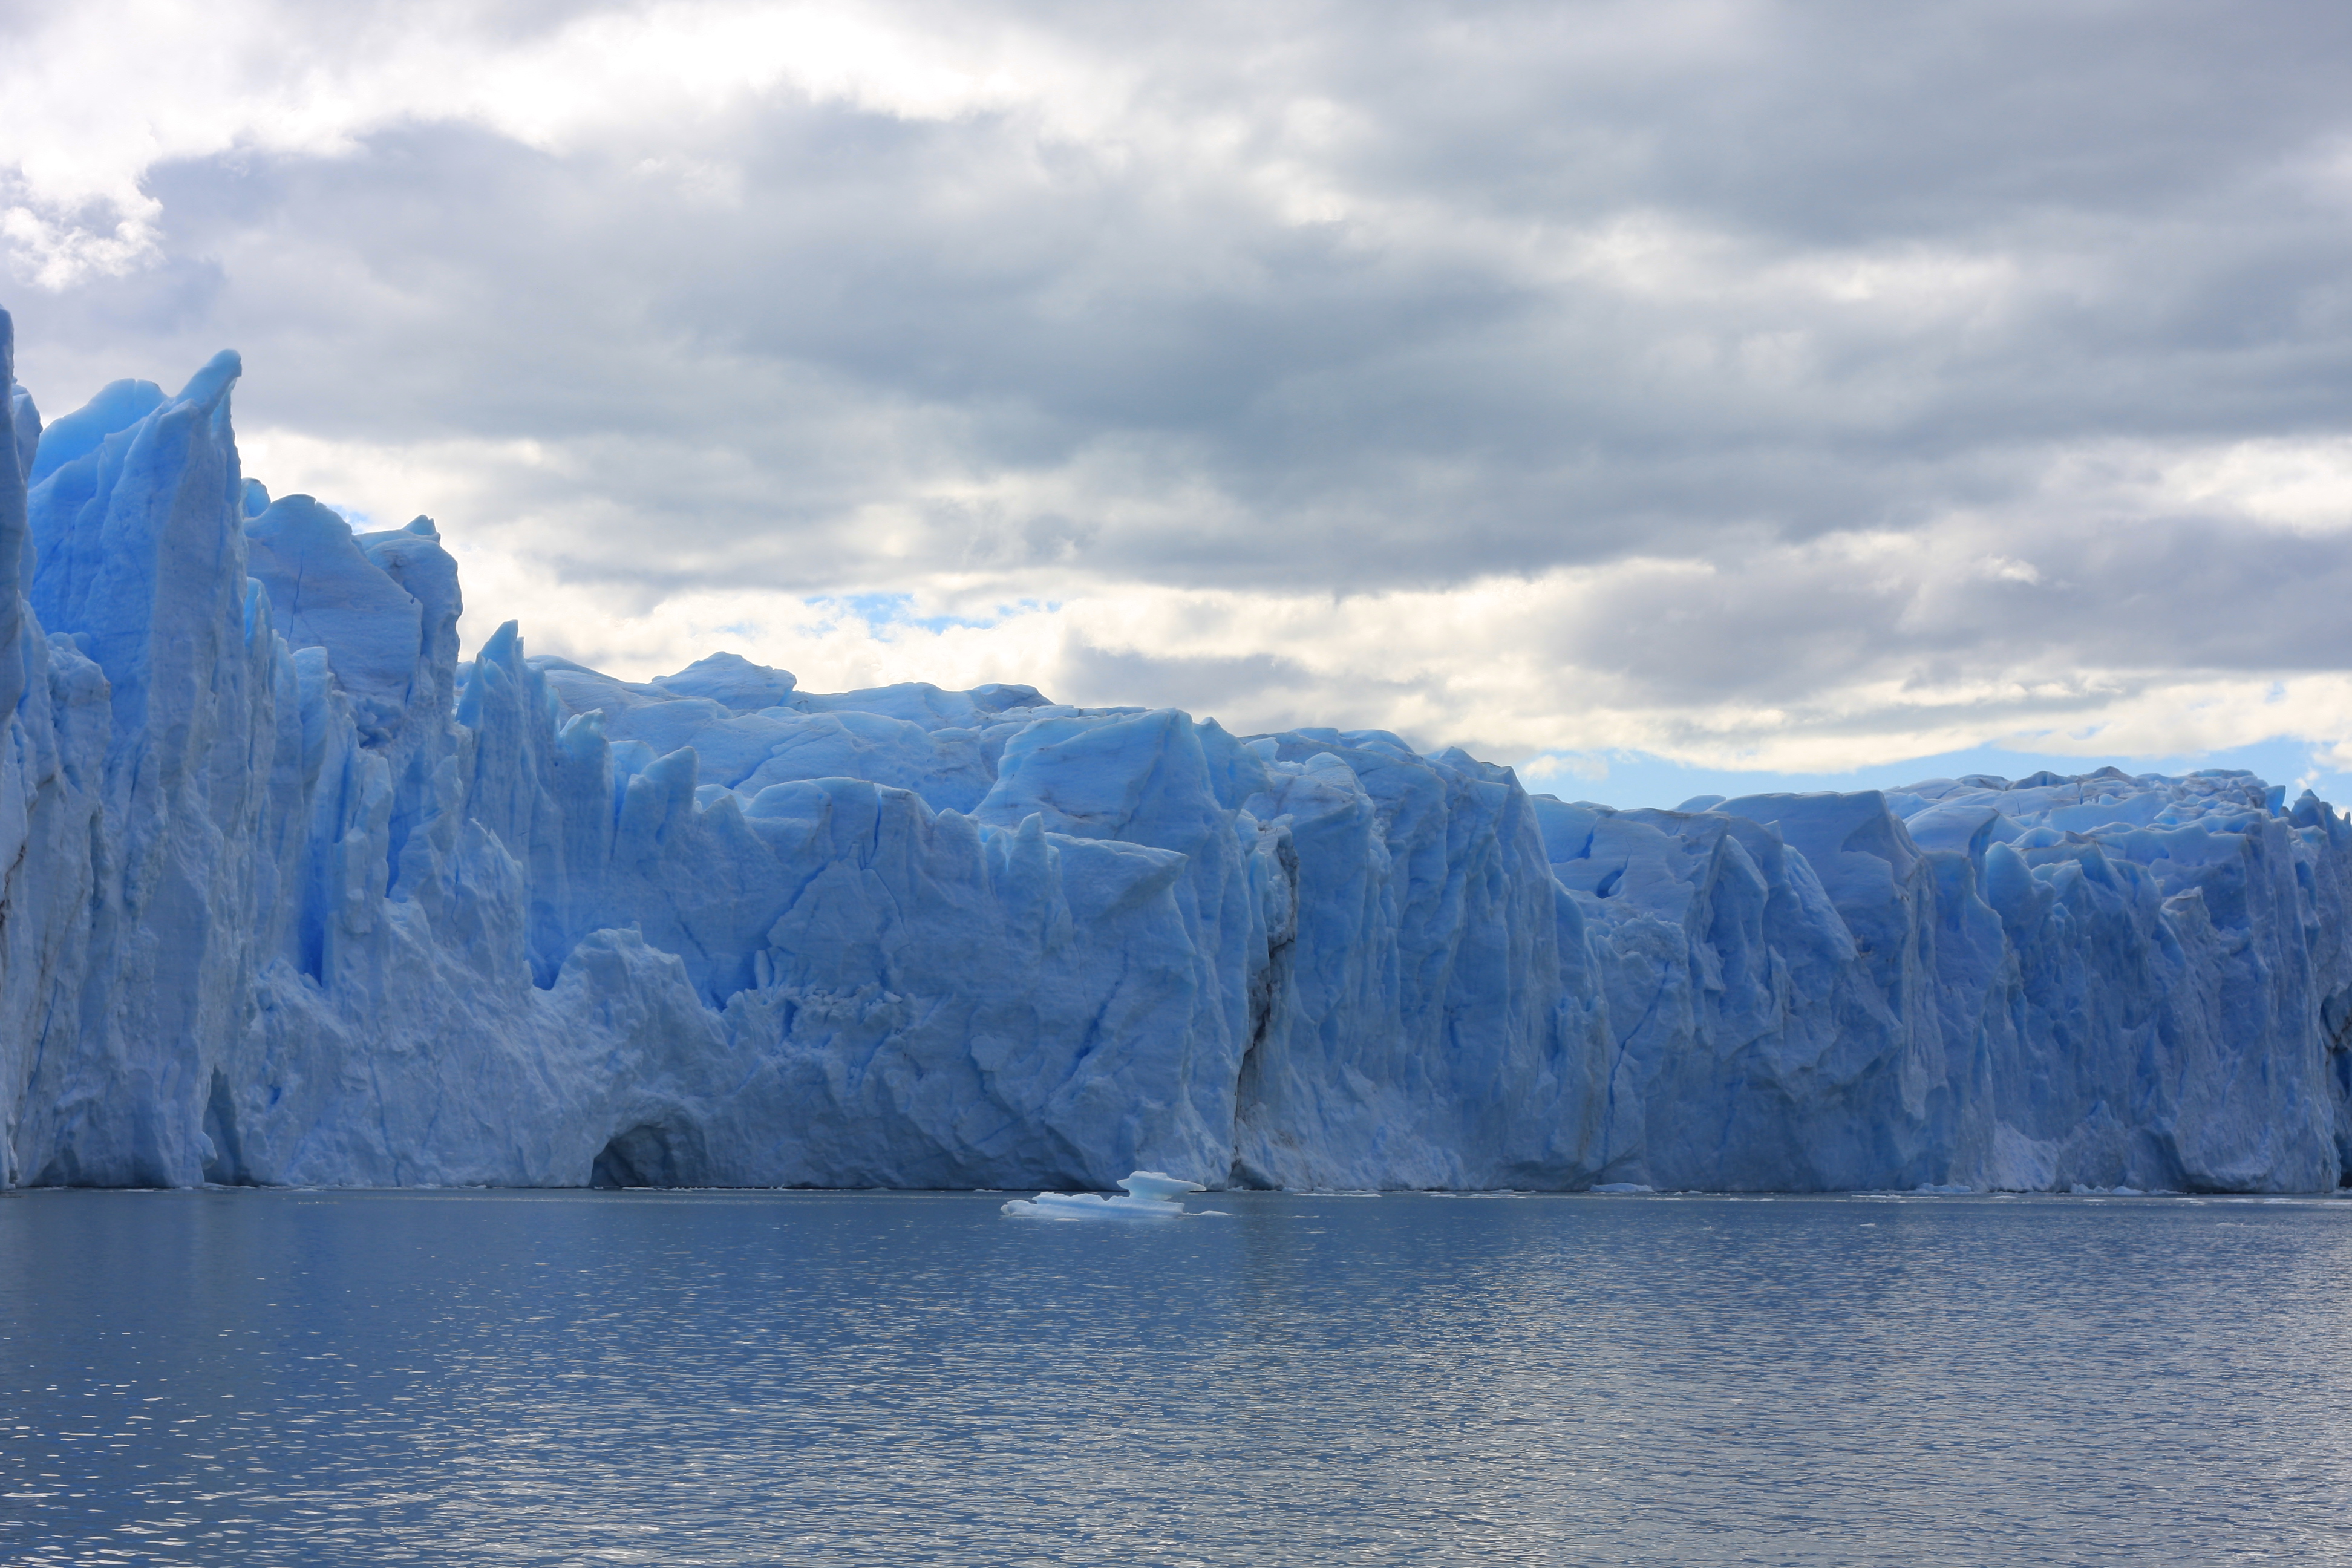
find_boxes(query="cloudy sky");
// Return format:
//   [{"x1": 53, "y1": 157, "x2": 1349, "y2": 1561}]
[{"x1": 6, "y1": 0, "x2": 2352, "y2": 805}]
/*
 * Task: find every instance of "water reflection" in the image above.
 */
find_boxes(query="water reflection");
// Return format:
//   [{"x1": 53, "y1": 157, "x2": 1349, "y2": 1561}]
[{"x1": 4, "y1": 1189, "x2": 2351, "y2": 1564}]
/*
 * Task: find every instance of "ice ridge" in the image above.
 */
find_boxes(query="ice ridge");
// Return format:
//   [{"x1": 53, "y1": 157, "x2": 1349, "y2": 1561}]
[{"x1": 4, "y1": 319, "x2": 2351, "y2": 1193}]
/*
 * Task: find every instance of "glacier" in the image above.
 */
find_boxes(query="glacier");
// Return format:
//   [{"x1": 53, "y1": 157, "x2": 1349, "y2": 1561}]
[{"x1": 5, "y1": 315, "x2": 2352, "y2": 1194}]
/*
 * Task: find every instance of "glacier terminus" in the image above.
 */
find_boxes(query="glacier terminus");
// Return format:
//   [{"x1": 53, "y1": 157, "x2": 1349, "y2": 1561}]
[{"x1": 5, "y1": 315, "x2": 2352, "y2": 1195}]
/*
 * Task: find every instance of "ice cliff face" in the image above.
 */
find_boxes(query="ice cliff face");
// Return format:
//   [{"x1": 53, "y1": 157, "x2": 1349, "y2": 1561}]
[{"x1": 5, "y1": 318, "x2": 2351, "y2": 1192}]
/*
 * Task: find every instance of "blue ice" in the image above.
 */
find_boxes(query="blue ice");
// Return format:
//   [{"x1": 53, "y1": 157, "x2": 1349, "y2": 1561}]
[{"x1": 4, "y1": 318, "x2": 2352, "y2": 1195}]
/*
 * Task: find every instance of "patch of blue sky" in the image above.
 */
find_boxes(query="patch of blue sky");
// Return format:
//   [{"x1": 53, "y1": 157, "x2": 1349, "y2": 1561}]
[
  {"x1": 812, "y1": 593, "x2": 1051, "y2": 634},
  {"x1": 1520, "y1": 737, "x2": 2352, "y2": 813}
]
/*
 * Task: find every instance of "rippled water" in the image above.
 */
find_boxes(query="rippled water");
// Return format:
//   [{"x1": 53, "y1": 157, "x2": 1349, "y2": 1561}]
[{"x1": 6, "y1": 1188, "x2": 2352, "y2": 1566}]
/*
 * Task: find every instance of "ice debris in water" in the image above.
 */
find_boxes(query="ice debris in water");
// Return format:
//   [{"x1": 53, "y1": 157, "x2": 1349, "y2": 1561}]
[{"x1": 1002, "y1": 1171, "x2": 1206, "y2": 1220}]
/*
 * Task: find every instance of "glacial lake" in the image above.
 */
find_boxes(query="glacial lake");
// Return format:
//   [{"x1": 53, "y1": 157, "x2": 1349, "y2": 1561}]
[{"x1": 5, "y1": 1189, "x2": 2352, "y2": 1566}]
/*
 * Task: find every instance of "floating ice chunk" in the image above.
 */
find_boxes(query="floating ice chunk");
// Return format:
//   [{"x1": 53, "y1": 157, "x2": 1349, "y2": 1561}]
[
  {"x1": 1001, "y1": 1170, "x2": 1204, "y2": 1220},
  {"x1": 1117, "y1": 1170, "x2": 1206, "y2": 1200},
  {"x1": 1000, "y1": 1192, "x2": 1171, "y2": 1220},
  {"x1": 1590, "y1": 1182, "x2": 1655, "y2": 1195}
]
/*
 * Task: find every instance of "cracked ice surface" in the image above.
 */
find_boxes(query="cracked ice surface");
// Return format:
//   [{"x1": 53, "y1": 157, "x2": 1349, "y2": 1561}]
[{"x1": 5, "y1": 319, "x2": 2352, "y2": 1193}]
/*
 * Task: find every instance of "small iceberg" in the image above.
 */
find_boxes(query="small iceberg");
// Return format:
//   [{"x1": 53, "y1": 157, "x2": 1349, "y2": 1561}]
[{"x1": 1001, "y1": 1170, "x2": 1205, "y2": 1221}]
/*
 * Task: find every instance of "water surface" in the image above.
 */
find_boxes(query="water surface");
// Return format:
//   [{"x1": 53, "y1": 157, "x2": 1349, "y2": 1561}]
[{"x1": 5, "y1": 1188, "x2": 2350, "y2": 1565}]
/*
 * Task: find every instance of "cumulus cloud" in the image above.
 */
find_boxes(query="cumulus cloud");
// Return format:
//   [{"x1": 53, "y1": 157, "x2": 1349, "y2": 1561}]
[{"x1": 6, "y1": 0, "x2": 2352, "y2": 793}]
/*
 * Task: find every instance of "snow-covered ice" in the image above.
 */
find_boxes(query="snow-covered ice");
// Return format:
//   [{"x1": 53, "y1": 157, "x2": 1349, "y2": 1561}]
[
  {"x1": 1001, "y1": 1169, "x2": 1207, "y2": 1219},
  {"x1": 5, "y1": 318, "x2": 2352, "y2": 1192}
]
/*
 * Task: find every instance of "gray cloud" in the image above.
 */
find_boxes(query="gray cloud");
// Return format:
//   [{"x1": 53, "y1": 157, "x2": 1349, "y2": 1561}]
[
  {"x1": 5, "y1": 0, "x2": 2352, "y2": 765},
  {"x1": 1054, "y1": 640, "x2": 1315, "y2": 717}
]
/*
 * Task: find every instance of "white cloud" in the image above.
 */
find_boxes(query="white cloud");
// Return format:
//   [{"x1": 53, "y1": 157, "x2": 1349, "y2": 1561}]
[
  {"x1": 1517, "y1": 753, "x2": 1613, "y2": 790},
  {"x1": 0, "y1": 0, "x2": 1120, "y2": 286},
  {"x1": 2137, "y1": 438, "x2": 2352, "y2": 535},
  {"x1": 0, "y1": 198, "x2": 154, "y2": 289}
]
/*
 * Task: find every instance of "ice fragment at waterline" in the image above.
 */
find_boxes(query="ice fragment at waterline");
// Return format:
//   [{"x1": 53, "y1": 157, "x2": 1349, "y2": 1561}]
[
  {"x1": 1001, "y1": 1171, "x2": 1209, "y2": 1220},
  {"x1": 5, "y1": 313, "x2": 2352, "y2": 1195}
]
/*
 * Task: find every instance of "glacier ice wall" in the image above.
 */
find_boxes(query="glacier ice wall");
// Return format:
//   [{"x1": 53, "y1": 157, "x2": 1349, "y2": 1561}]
[{"x1": 4, "y1": 318, "x2": 2351, "y2": 1192}]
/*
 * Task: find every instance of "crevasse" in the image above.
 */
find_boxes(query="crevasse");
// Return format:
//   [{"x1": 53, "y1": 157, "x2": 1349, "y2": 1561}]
[{"x1": 4, "y1": 319, "x2": 2350, "y2": 1193}]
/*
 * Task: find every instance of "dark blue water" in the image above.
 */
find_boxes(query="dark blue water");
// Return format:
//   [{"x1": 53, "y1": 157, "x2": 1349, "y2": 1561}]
[{"x1": 5, "y1": 1189, "x2": 2352, "y2": 1566}]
